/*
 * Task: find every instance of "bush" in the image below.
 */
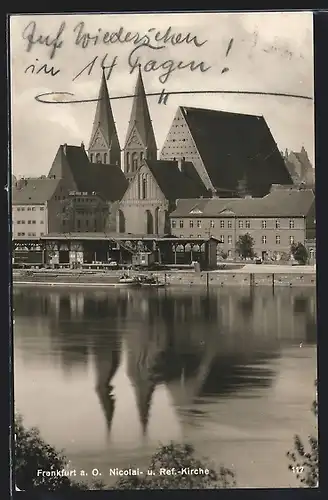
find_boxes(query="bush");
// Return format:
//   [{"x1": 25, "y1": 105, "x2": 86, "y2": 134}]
[
  {"x1": 115, "y1": 442, "x2": 236, "y2": 490},
  {"x1": 291, "y1": 242, "x2": 308, "y2": 265},
  {"x1": 286, "y1": 380, "x2": 318, "y2": 487},
  {"x1": 14, "y1": 413, "x2": 104, "y2": 492}
]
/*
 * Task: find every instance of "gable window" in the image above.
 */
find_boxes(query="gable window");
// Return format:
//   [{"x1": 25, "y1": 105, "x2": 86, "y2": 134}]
[
  {"x1": 245, "y1": 220, "x2": 250, "y2": 229},
  {"x1": 189, "y1": 220, "x2": 194, "y2": 228},
  {"x1": 141, "y1": 175, "x2": 147, "y2": 199},
  {"x1": 289, "y1": 219, "x2": 295, "y2": 229},
  {"x1": 171, "y1": 220, "x2": 176, "y2": 228},
  {"x1": 210, "y1": 220, "x2": 215, "y2": 228},
  {"x1": 275, "y1": 220, "x2": 280, "y2": 229},
  {"x1": 238, "y1": 220, "x2": 243, "y2": 229},
  {"x1": 262, "y1": 220, "x2": 267, "y2": 229},
  {"x1": 227, "y1": 220, "x2": 232, "y2": 229},
  {"x1": 197, "y1": 220, "x2": 201, "y2": 228},
  {"x1": 179, "y1": 220, "x2": 184, "y2": 228},
  {"x1": 220, "y1": 220, "x2": 225, "y2": 228},
  {"x1": 132, "y1": 152, "x2": 138, "y2": 171}
]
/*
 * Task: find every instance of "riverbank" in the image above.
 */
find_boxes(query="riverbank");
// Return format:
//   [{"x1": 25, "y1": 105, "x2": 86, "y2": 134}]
[{"x1": 12, "y1": 265, "x2": 316, "y2": 287}]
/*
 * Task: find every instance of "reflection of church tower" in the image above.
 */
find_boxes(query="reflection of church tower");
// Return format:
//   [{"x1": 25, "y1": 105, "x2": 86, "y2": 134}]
[
  {"x1": 94, "y1": 339, "x2": 121, "y2": 436},
  {"x1": 123, "y1": 66, "x2": 157, "y2": 181},
  {"x1": 88, "y1": 69, "x2": 121, "y2": 166}
]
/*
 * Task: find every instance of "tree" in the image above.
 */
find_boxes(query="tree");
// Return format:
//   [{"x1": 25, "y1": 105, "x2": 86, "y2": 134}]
[
  {"x1": 286, "y1": 380, "x2": 318, "y2": 487},
  {"x1": 235, "y1": 233, "x2": 255, "y2": 259},
  {"x1": 115, "y1": 442, "x2": 236, "y2": 490},
  {"x1": 291, "y1": 242, "x2": 308, "y2": 265},
  {"x1": 14, "y1": 413, "x2": 104, "y2": 492}
]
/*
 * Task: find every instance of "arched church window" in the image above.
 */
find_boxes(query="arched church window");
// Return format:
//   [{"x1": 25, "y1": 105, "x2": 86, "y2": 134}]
[
  {"x1": 141, "y1": 175, "x2": 147, "y2": 199},
  {"x1": 90, "y1": 153, "x2": 94, "y2": 163},
  {"x1": 104, "y1": 153, "x2": 108, "y2": 164},
  {"x1": 132, "y1": 152, "x2": 138, "y2": 171},
  {"x1": 140, "y1": 151, "x2": 144, "y2": 162},
  {"x1": 126, "y1": 152, "x2": 130, "y2": 172},
  {"x1": 96, "y1": 153, "x2": 101, "y2": 163}
]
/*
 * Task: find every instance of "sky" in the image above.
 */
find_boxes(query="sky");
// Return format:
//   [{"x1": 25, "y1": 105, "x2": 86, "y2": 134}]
[{"x1": 10, "y1": 11, "x2": 314, "y2": 177}]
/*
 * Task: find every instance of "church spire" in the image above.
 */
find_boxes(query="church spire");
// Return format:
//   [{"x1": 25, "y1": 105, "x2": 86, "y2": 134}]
[
  {"x1": 123, "y1": 66, "x2": 157, "y2": 179},
  {"x1": 88, "y1": 68, "x2": 121, "y2": 166}
]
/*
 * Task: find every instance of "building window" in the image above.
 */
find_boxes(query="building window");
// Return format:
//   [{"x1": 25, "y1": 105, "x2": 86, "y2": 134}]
[
  {"x1": 40, "y1": 232, "x2": 44, "y2": 236},
  {"x1": 18, "y1": 232, "x2": 25, "y2": 236},
  {"x1": 132, "y1": 152, "x2": 138, "y2": 171},
  {"x1": 276, "y1": 235, "x2": 281, "y2": 244},
  {"x1": 21, "y1": 220, "x2": 25, "y2": 224},
  {"x1": 21, "y1": 208, "x2": 25, "y2": 211},
  {"x1": 289, "y1": 219, "x2": 295, "y2": 229},
  {"x1": 179, "y1": 220, "x2": 184, "y2": 228},
  {"x1": 189, "y1": 220, "x2": 194, "y2": 228},
  {"x1": 289, "y1": 236, "x2": 295, "y2": 245},
  {"x1": 32, "y1": 207, "x2": 36, "y2": 211},
  {"x1": 28, "y1": 220, "x2": 31, "y2": 224},
  {"x1": 17, "y1": 207, "x2": 21, "y2": 211},
  {"x1": 27, "y1": 207, "x2": 31, "y2": 211},
  {"x1": 220, "y1": 220, "x2": 225, "y2": 228},
  {"x1": 275, "y1": 220, "x2": 280, "y2": 229},
  {"x1": 228, "y1": 235, "x2": 233, "y2": 244},
  {"x1": 197, "y1": 220, "x2": 201, "y2": 228},
  {"x1": 190, "y1": 234, "x2": 194, "y2": 237},
  {"x1": 262, "y1": 220, "x2": 267, "y2": 229},
  {"x1": 32, "y1": 220, "x2": 36, "y2": 224},
  {"x1": 17, "y1": 220, "x2": 21, "y2": 224},
  {"x1": 77, "y1": 220, "x2": 81, "y2": 229},
  {"x1": 245, "y1": 220, "x2": 250, "y2": 229},
  {"x1": 40, "y1": 207, "x2": 44, "y2": 211},
  {"x1": 262, "y1": 235, "x2": 267, "y2": 244},
  {"x1": 238, "y1": 220, "x2": 243, "y2": 229},
  {"x1": 220, "y1": 235, "x2": 225, "y2": 243},
  {"x1": 210, "y1": 220, "x2": 215, "y2": 228},
  {"x1": 40, "y1": 220, "x2": 44, "y2": 224},
  {"x1": 227, "y1": 220, "x2": 232, "y2": 229},
  {"x1": 171, "y1": 220, "x2": 176, "y2": 228},
  {"x1": 197, "y1": 234, "x2": 201, "y2": 238}
]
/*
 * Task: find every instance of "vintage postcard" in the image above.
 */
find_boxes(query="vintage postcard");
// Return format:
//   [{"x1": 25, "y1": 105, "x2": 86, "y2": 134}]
[{"x1": 10, "y1": 11, "x2": 317, "y2": 491}]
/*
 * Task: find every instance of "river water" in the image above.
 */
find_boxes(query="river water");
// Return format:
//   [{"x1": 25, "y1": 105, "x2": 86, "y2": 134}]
[{"x1": 13, "y1": 285, "x2": 317, "y2": 489}]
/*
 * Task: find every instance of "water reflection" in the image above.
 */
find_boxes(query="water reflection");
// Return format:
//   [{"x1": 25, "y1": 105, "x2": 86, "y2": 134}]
[{"x1": 13, "y1": 286, "x2": 316, "y2": 439}]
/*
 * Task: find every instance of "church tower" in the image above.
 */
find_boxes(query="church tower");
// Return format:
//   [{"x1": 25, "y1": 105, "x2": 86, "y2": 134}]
[
  {"x1": 88, "y1": 69, "x2": 121, "y2": 166},
  {"x1": 123, "y1": 66, "x2": 157, "y2": 181}
]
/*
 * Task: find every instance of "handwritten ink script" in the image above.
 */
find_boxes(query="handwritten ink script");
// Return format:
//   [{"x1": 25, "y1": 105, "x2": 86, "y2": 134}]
[{"x1": 22, "y1": 20, "x2": 215, "y2": 84}]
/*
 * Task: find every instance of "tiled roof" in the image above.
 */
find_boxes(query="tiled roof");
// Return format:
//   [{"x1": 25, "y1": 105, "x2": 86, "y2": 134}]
[
  {"x1": 124, "y1": 67, "x2": 157, "y2": 151},
  {"x1": 52, "y1": 145, "x2": 128, "y2": 201},
  {"x1": 180, "y1": 106, "x2": 293, "y2": 196},
  {"x1": 12, "y1": 178, "x2": 60, "y2": 204},
  {"x1": 145, "y1": 160, "x2": 210, "y2": 200},
  {"x1": 170, "y1": 188, "x2": 315, "y2": 218}
]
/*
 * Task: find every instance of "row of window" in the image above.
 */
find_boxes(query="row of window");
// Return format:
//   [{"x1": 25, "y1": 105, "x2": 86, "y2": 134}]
[
  {"x1": 172, "y1": 219, "x2": 296, "y2": 229},
  {"x1": 15, "y1": 220, "x2": 43, "y2": 225},
  {"x1": 180, "y1": 235, "x2": 296, "y2": 245},
  {"x1": 16, "y1": 207, "x2": 44, "y2": 212},
  {"x1": 16, "y1": 232, "x2": 44, "y2": 237}
]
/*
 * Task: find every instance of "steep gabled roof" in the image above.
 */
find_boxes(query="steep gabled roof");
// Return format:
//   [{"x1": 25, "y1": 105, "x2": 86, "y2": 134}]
[
  {"x1": 124, "y1": 66, "x2": 157, "y2": 151},
  {"x1": 180, "y1": 106, "x2": 293, "y2": 195},
  {"x1": 145, "y1": 160, "x2": 209, "y2": 200},
  {"x1": 12, "y1": 178, "x2": 60, "y2": 204},
  {"x1": 65, "y1": 145, "x2": 128, "y2": 201},
  {"x1": 88, "y1": 70, "x2": 120, "y2": 151},
  {"x1": 170, "y1": 188, "x2": 315, "y2": 218}
]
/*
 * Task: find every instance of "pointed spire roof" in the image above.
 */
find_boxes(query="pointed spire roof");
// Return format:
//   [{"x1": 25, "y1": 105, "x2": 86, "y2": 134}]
[
  {"x1": 125, "y1": 66, "x2": 157, "y2": 151},
  {"x1": 89, "y1": 68, "x2": 119, "y2": 150}
]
